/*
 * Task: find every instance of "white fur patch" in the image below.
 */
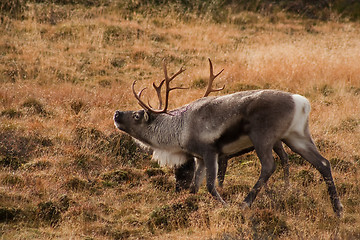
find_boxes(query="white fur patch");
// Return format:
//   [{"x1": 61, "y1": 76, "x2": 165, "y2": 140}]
[
  {"x1": 283, "y1": 94, "x2": 311, "y2": 150},
  {"x1": 222, "y1": 135, "x2": 253, "y2": 155},
  {"x1": 284, "y1": 94, "x2": 310, "y2": 138},
  {"x1": 152, "y1": 149, "x2": 188, "y2": 167}
]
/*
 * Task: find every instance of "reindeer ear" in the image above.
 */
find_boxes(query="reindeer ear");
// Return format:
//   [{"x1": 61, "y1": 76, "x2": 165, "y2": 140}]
[{"x1": 144, "y1": 111, "x2": 149, "y2": 122}]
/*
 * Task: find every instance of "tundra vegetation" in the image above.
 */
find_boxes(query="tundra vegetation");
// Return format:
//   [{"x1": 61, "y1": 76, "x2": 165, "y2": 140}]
[{"x1": 0, "y1": 0, "x2": 360, "y2": 239}]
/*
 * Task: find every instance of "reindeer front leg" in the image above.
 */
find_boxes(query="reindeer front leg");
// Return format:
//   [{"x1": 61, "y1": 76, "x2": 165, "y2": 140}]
[
  {"x1": 203, "y1": 152, "x2": 227, "y2": 205},
  {"x1": 217, "y1": 155, "x2": 228, "y2": 188},
  {"x1": 190, "y1": 158, "x2": 206, "y2": 194},
  {"x1": 175, "y1": 155, "x2": 195, "y2": 192}
]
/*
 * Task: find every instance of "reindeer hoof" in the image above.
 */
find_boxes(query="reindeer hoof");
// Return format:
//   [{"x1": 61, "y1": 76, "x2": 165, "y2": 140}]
[
  {"x1": 335, "y1": 203, "x2": 344, "y2": 218},
  {"x1": 189, "y1": 185, "x2": 197, "y2": 194}
]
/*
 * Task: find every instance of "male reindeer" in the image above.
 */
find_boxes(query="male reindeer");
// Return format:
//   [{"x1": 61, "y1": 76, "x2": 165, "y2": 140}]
[{"x1": 114, "y1": 59, "x2": 343, "y2": 216}]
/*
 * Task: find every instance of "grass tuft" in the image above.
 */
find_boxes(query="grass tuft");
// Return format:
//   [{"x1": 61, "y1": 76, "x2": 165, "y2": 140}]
[
  {"x1": 144, "y1": 168, "x2": 165, "y2": 177},
  {"x1": 1, "y1": 108, "x2": 22, "y2": 118},
  {"x1": 101, "y1": 168, "x2": 143, "y2": 186},
  {"x1": 37, "y1": 201, "x2": 62, "y2": 227},
  {"x1": 295, "y1": 169, "x2": 316, "y2": 187},
  {"x1": 21, "y1": 98, "x2": 49, "y2": 117},
  {"x1": 0, "y1": 207, "x2": 22, "y2": 223},
  {"x1": 148, "y1": 195, "x2": 199, "y2": 233},
  {"x1": 64, "y1": 177, "x2": 89, "y2": 191},
  {"x1": 70, "y1": 100, "x2": 85, "y2": 114},
  {"x1": 250, "y1": 209, "x2": 289, "y2": 239}
]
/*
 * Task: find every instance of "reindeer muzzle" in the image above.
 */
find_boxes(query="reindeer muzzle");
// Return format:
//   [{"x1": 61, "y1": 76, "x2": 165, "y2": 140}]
[{"x1": 114, "y1": 111, "x2": 123, "y2": 123}]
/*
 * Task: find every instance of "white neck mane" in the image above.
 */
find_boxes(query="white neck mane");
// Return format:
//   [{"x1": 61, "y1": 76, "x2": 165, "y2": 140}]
[
  {"x1": 152, "y1": 149, "x2": 187, "y2": 167},
  {"x1": 133, "y1": 138, "x2": 187, "y2": 167}
]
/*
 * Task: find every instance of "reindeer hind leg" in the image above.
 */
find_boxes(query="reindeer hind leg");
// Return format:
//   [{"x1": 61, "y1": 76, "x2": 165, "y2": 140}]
[
  {"x1": 284, "y1": 133, "x2": 343, "y2": 217},
  {"x1": 273, "y1": 141, "x2": 290, "y2": 187}
]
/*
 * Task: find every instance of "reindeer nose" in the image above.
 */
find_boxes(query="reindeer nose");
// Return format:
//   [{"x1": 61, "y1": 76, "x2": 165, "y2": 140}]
[{"x1": 114, "y1": 111, "x2": 122, "y2": 122}]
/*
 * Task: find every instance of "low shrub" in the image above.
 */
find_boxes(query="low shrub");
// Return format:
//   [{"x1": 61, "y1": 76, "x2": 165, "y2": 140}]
[
  {"x1": 148, "y1": 195, "x2": 199, "y2": 232},
  {"x1": 21, "y1": 98, "x2": 49, "y2": 117},
  {"x1": 0, "y1": 109, "x2": 22, "y2": 118},
  {"x1": 101, "y1": 168, "x2": 143, "y2": 186},
  {"x1": 0, "y1": 0, "x2": 27, "y2": 19},
  {"x1": 0, "y1": 128, "x2": 52, "y2": 169},
  {"x1": 37, "y1": 201, "x2": 61, "y2": 227},
  {"x1": 0, "y1": 207, "x2": 22, "y2": 222},
  {"x1": 64, "y1": 177, "x2": 89, "y2": 191}
]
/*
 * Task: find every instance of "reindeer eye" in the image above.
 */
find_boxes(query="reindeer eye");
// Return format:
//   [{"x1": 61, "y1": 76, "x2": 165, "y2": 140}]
[{"x1": 133, "y1": 112, "x2": 141, "y2": 121}]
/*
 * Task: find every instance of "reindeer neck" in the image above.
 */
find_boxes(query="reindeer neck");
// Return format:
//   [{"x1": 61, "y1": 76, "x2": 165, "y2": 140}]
[{"x1": 144, "y1": 113, "x2": 184, "y2": 149}]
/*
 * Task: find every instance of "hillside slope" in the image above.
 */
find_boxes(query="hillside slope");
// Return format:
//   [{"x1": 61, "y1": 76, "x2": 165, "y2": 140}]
[{"x1": 1, "y1": 2, "x2": 360, "y2": 239}]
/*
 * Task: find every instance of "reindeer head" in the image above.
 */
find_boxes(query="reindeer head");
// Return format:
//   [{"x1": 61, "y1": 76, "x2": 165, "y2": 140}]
[{"x1": 113, "y1": 59, "x2": 224, "y2": 146}]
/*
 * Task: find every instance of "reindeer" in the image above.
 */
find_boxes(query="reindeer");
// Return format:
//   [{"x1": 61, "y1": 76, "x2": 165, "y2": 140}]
[
  {"x1": 114, "y1": 59, "x2": 343, "y2": 216},
  {"x1": 174, "y1": 61, "x2": 290, "y2": 191}
]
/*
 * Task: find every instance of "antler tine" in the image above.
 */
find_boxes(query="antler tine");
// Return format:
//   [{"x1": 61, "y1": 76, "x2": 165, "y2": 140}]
[
  {"x1": 152, "y1": 79, "x2": 165, "y2": 109},
  {"x1": 160, "y1": 62, "x2": 187, "y2": 113},
  {"x1": 133, "y1": 80, "x2": 165, "y2": 113},
  {"x1": 164, "y1": 63, "x2": 186, "y2": 83},
  {"x1": 132, "y1": 81, "x2": 153, "y2": 111},
  {"x1": 203, "y1": 58, "x2": 225, "y2": 97}
]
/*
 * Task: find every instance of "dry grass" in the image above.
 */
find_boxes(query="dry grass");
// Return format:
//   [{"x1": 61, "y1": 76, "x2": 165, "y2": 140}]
[{"x1": 1, "y1": 2, "x2": 360, "y2": 240}]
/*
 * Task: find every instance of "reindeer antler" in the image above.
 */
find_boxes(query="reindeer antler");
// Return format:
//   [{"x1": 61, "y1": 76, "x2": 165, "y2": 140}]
[
  {"x1": 132, "y1": 82, "x2": 153, "y2": 112},
  {"x1": 132, "y1": 62, "x2": 187, "y2": 113},
  {"x1": 203, "y1": 58, "x2": 225, "y2": 97},
  {"x1": 160, "y1": 62, "x2": 187, "y2": 113},
  {"x1": 152, "y1": 79, "x2": 165, "y2": 109}
]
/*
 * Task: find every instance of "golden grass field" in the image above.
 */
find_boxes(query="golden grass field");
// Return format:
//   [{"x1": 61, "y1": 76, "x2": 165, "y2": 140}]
[{"x1": 1, "y1": 2, "x2": 360, "y2": 239}]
